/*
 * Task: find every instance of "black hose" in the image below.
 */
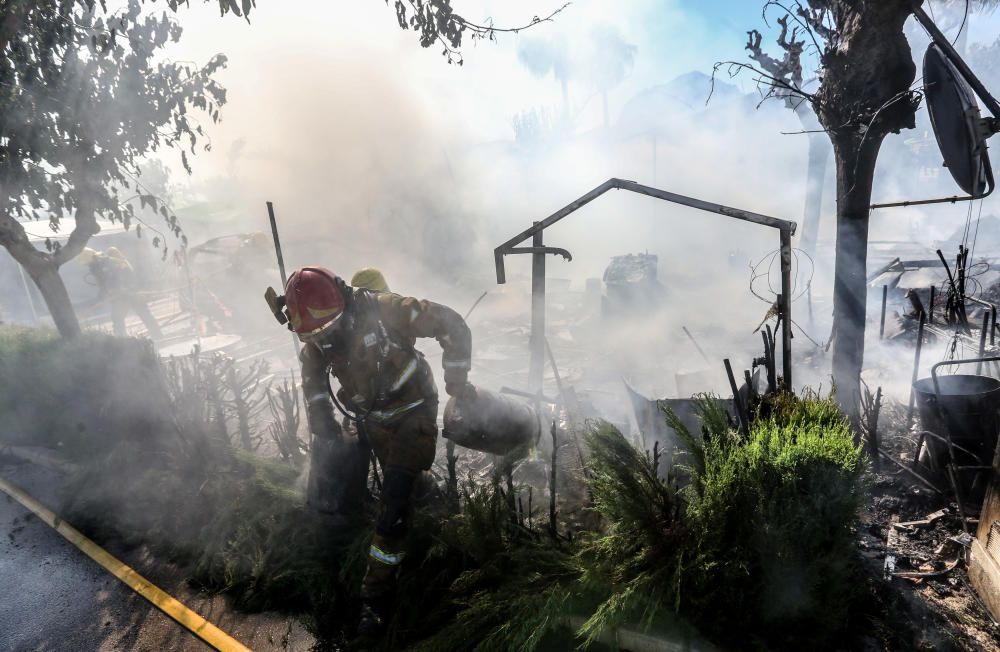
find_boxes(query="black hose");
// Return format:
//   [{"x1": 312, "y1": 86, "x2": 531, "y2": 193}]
[{"x1": 324, "y1": 365, "x2": 383, "y2": 491}]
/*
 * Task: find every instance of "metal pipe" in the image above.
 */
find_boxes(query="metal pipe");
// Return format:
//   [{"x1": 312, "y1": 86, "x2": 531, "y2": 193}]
[
  {"x1": 965, "y1": 296, "x2": 997, "y2": 346},
  {"x1": 614, "y1": 179, "x2": 797, "y2": 232},
  {"x1": 744, "y1": 369, "x2": 756, "y2": 401},
  {"x1": 682, "y1": 326, "x2": 710, "y2": 365},
  {"x1": 266, "y1": 201, "x2": 288, "y2": 286},
  {"x1": 266, "y1": 201, "x2": 297, "y2": 354},
  {"x1": 492, "y1": 178, "x2": 797, "y2": 392},
  {"x1": 936, "y1": 248, "x2": 970, "y2": 330},
  {"x1": 948, "y1": 465, "x2": 972, "y2": 535},
  {"x1": 955, "y1": 250, "x2": 969, "y2": 310},
  {"x1": 929, "y1": 285, "x2": 936, "y2": 324},
  {"x1": 529, "y1": 225, "x2": 546, "y2": 391},
  {"x1": 907, "y1": 311, "x2": 927, "y2": 427},
  {"x1": 505, "y1": 246, "x2": 572, "y2": 260},
  {"x1": 463, "y1": 291, "x2": 488, "y2": 321},
  {"x1": 870, "y1": 193, "x2": 984, "y2": 210},
  {"x1": 807, "y1": 279, "x2": 814, "y2": 329},
  {"x1": 545, "y1": 336, "x2": 587, "y2": 474},
  {"x1": 881, "y1": 446, "x2": 945, "y2": 494},
  {"x1": 880, "y1": 285, "x2": 888, "y2": 339},
  {"x1": 958, "y1": 249, "x2": 972, "y2": 328},
  {"x1": 868, "y1": 257, "x2": 901, "y2": 283},
  {"x1": 906, "y1": 289, "x2": 926, "y2": 318},
  {"x1": 724, "y1": 358, "x2": 750, "y2": 439},
  {"x1": 978, "y1": 311, "x2": 990, "y2": 374},
  {"x1": 779, "y1": 228, "x2": 793, "y2": 389},
  {"x1": 498, "y1": 386, "x2": 558, "y2": 404},
  {"x1": 931, "y1": 356, "x2": 1000, "y2": 393},
  {"x1": 494, "y1": 178, "x2": 796, "y2": 283},
  {"x1": 937, "y1": 248, "x2": 959, "y2": 305},
  {"x1": 762, "y1": 329, "x2": 776, "y2": 393}
]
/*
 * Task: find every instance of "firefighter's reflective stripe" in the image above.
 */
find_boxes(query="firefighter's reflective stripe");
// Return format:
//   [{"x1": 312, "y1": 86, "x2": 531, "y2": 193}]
[
  {"x1": 368, "y1": 398, "x2": 425, "y2": 423},
  {"x1": 388, "y1": 357, "x2": 420, "y2": 393},
  {"x1": 442, "y1": 358, "x2": 471, "y2": 370},
  {"x1": 369, "y1": 544, "x2": 405, "y2": 566},
  {"x1": 306, "y1": 392, "x2": 329, "y2": 405}
]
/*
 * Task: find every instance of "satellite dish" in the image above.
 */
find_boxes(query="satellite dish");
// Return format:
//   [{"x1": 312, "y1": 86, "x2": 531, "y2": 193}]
[{"x1": 924, "y1": 43, "x2": 993, "y2": 197}]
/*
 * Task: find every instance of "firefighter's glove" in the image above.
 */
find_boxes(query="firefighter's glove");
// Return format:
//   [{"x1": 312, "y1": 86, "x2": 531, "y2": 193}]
[
  {"x1": 444, "y1": 355, "x2": 473, "y2": 400},
  {"x1": 445, "y1": 381, "x2": 477, "y2": 402}
]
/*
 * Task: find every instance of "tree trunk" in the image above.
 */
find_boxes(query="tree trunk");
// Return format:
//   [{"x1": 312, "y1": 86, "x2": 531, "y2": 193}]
[
  {"x1": 25, "y1": 262, "x2": 81, "y2": 338},
  {"x1": 829, "y1": 134, "x2": 883, "y2": 429},
  {"x1": 1, "y1": 200, "x2": 98, "y2": 339},
  {"x1": 797, "y1": 133, "x2": 831, "y2": 256}
]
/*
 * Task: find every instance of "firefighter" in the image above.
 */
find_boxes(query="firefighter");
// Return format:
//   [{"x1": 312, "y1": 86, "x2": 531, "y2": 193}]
[
  {"x1": 275, "y1": 266, "x2": 472, "y2": 634},
  {"x1": 78, "y1": 247, "x2": 163, "y2": 339},
  {"x1": 350, "y1": 267, "x2": 390, "y2": 293}
]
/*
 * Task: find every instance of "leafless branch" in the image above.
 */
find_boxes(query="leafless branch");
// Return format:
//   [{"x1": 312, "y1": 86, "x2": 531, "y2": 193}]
[
  {"x1": 457, "y1": 2, "x2": 570, "y2": 35},
  {"x1": 793, "y1": 0, "x2": 837, "y2": 45},
  {"x1": 745, "y1": 10, "x2": 810, "y2": 112},
  {"x1": 710, "y1": 60, "x2": 814, "y2": 110},
  {"x1": 764, "y1": 1, "x2": 823, "y2": 55}
]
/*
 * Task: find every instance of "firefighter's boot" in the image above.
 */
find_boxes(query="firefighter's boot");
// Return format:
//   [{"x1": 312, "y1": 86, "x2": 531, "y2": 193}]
[
  {"x1": 358, "y1": 536, "x2": 402, "y2": 635},
  {"x1": 357, "y1": 468, "x2": 416, "y2": 636}
]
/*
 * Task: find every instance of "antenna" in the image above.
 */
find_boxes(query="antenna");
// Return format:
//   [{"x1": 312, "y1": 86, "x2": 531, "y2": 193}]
[
  {"x1": 924, "y1": 43, "x2": 993, "y2": 197},
  {"x1": 871, "y1": 5, "x2": 1000, "y2": 209}
]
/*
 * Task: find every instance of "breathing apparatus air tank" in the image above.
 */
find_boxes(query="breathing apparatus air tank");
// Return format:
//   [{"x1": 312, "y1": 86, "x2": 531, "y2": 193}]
[{"x1": 443, "y1": 386, "x2": 541, "y2": 456}]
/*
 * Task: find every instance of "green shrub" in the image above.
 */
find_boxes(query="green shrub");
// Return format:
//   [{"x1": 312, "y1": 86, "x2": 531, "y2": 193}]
[
  {"x1": 568, "y1": 394, "x2": 866, "y2": 650},
  {"x1": 0, "y1": 326, "x2": 167, "y2": 458},
  {"x1": 400, "y1": 479, "x2": 581, "y2": 652},
  {"x1": 1, "y1": 327, "x2": 869, "y2": 650},
  {"x1": 677, "y1": 393, "x2": 867, "y2": 649},
  {"x1": 574, "y1": 421, "x2": 688, "y2": 644}
]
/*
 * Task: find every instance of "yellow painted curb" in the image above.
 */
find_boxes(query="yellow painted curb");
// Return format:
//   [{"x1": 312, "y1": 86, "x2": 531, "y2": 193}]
[{"x1": 0, "y1": 475, "x2": 251, "y2": 652}]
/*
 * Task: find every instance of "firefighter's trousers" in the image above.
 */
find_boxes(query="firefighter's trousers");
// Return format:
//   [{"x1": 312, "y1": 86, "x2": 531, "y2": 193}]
[{"x1": 360, "y1": 403, "x2": 438, "y2": 602}]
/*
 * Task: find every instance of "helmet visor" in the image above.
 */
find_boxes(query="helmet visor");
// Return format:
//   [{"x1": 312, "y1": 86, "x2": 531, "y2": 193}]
[{"x1": 298, "y1": 311, "x2": 345, "y2": 349}]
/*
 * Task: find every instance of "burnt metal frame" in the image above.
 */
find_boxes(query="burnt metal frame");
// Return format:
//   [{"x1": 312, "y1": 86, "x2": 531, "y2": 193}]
[{"x1": 493, "y1": 178, "x2": 798, "y2": 391}]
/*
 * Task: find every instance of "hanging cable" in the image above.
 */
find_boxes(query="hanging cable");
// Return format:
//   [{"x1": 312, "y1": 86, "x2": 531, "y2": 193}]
[
  {"x1": 749, "y1": 247, "x2": 815, "y2": 304},
  {"x1": 968, "y1": 198, "x2": 985, "y2": 262}
]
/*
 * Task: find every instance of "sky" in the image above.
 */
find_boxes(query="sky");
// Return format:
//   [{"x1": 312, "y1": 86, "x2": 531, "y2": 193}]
[
  {"x1": 156, "y1": 0, "x2": 810, "y2": 229},
  {"x1": 160, "y1": 0, "x2": 1000, "y2": 171},
  {"x1": 164, "y1": 0, "x2": 763, "y2": 142}
]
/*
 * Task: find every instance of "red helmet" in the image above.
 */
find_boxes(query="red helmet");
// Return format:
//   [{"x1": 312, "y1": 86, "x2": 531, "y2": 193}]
[{"x1": 284, "y1": 267, "x2": 347, "y2": 341}]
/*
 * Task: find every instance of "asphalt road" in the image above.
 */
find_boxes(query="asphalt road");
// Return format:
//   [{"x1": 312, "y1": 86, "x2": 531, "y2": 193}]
[{"x1": 0, "y1": 455, "x2": 315, "y2": 652}]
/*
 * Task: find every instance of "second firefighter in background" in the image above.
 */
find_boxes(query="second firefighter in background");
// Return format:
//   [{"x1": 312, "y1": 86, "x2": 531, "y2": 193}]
[{"x1": 278, "y1": 266, "x2": 472, "y2": 634}]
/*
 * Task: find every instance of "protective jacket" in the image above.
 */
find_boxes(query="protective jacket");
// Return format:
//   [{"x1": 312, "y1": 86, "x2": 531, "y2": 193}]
[
  {"x1": 300, "y1": 288, "x2": 471, "y2": 470},
  {"x1": 89, "y1": 253, "x2": 136, "y2": 300}
]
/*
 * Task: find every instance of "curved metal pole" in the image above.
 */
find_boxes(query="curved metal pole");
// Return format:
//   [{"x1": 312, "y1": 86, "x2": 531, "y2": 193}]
[{"x1": 494, "y1": 178, "x2": 798, "y2": 390}]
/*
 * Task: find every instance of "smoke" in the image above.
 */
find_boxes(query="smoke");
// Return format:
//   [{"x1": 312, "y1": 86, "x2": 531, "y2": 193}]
[
  {"x1": 19, "y1": 0, "x2": 987, "y2": 408},
  {"x1": 109, "y1": 0, "x2": 822, "y2": 407}
]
